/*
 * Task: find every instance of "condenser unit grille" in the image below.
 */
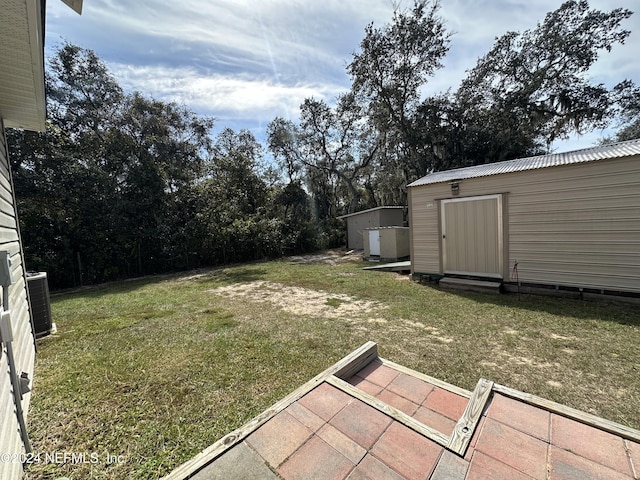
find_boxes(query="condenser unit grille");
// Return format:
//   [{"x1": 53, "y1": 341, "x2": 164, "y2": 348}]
[{"x1": 27, "y1": 272, "x2": 52, "y2": 338}]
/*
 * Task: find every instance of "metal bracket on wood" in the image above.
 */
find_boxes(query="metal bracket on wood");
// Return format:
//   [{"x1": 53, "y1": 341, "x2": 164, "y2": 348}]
[{"x1": 447, "y1": 378, "x2": 494, "y2": 456}]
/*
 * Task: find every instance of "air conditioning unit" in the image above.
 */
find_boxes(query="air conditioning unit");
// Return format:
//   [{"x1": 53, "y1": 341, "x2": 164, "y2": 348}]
[{"x1": 26, "y1": 272, "x2": 52, "y2": 338}]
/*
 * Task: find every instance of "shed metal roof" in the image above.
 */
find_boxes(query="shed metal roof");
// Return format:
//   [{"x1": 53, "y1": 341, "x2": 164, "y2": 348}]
[
  {"x1": 407, "y1": 138, "x2": 640, "y2": 187},
  {"x1": 336, "y1": 206, "x2": 405, "y2": 219}
]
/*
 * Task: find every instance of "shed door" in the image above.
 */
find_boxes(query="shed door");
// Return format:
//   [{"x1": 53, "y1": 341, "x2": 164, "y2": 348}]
[
  {"x1": 441, "y1": 195, "x2": 503, "y2": 278},
  {"x1": 368, "y1": 230, "x2": 381, "y2": 256}
]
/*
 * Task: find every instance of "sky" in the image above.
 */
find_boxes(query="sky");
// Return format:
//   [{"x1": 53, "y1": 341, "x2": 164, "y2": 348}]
[{"x1": 45, "y1": 0, "x2": 640, "y2": 153}]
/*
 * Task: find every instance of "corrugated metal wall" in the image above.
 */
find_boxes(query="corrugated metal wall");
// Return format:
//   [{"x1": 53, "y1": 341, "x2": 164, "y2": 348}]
[
  {"x1": 409, "y1": 155, "x2": 640, "y2": 293},
  {"x1": 345, "y1": 209, "x2": 404, "y2": 250},
  {"x1": 0, "y1": 119, "x2": 35, "y2": 479},
  {"x1": 378, "y1": 209, "x2": 404, "y2": 228}
]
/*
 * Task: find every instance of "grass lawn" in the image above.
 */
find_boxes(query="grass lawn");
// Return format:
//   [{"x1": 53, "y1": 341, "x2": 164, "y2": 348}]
[{"x1": 25, "y1": 252, "x2": 640, "y2": 479}]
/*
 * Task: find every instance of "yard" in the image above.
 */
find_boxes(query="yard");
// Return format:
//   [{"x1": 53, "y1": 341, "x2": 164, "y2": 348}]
[{"x1": 25, "y1": 251, "x2": 640, "y2": 479}]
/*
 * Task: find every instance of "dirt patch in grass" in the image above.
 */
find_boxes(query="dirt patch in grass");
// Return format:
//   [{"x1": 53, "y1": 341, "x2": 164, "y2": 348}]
[
  {"x1": 208, "y1": 280, "x2": 451, "y2": 345},
  {"x1": 209, "y1": 280, "x2": 387, "y2": 320}
]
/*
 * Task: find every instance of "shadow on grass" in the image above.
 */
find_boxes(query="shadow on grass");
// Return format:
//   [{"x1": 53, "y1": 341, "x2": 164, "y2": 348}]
[
  {"x1": 430, "y1": 285, "x2": 640, "y2": 328},
  {"x1": 51, "y1": 276, "x2": 163, "y2": 302},
  {"x1": 51, "y1": 263, "x2": 270, "y2": 302},
  {"x1": 199, "y1": 266, "x2": 268, "y2": 286}
]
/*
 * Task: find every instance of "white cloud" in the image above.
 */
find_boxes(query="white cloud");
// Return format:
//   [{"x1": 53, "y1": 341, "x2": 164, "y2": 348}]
[
  {"x1": 46, "y1": 0, "x2": 640, "y2": 149},
  {"x1": 110, "y1": 63, "x2": 344, "y2": 122}
]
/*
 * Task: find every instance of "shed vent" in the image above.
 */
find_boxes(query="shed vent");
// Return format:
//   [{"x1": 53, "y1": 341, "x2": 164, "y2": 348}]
[{"x1": 27, "y1": 272, "x2": 52, "y2": 338}]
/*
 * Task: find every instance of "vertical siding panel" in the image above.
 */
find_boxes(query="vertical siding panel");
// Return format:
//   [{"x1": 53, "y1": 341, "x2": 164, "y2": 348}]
[
  {"x1": 504, "y1": 158, "x2": 640, "y2": 291},
  {"x1": 1, "y1": 348, "x2": 24, "y2": 479},
  {"x1": 0, "y1": 118, "x2": 35, "y2": 479},
  {"x1": 409, "y1": 155, "x2": 640, "y2": 293},
  {"x1": 409, "y1": 184, "x2": 448, "y2": 274}
]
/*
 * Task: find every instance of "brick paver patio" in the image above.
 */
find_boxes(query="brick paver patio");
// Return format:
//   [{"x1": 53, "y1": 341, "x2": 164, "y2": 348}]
[{"x1": 166, "y1": 344, "x2": 640, "y2": 480}]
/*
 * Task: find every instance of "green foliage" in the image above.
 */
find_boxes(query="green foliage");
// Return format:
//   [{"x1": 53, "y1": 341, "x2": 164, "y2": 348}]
[
  {"x1": 347, "y1": 0, "x2": 451, "y2": 183},
  {"x1": 268, "y1": 0, "x2": 637, "y2": 209},
  {"x1": 10, "y1": 44, "x2": 324, "y2": 288},
  {"x1": 610, "y1": 80, "x2": 640, "y2": 141},
  {"x1": 451, "y1": 0, "x2": 633, "y2": 165}
]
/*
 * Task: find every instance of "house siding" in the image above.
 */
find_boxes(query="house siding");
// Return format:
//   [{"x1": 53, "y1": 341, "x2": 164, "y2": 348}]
[
  {"x1": 409, "y1": 155, "x2": 640, "y2": 293},
  {"x1": 0, "y1": 118, "x2": 35, "y2": 479}
]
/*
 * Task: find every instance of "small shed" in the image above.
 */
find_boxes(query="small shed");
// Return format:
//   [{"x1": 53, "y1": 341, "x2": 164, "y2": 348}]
[
  {"x1": 337, "y1": 206, "x2": 405, "y2": 250},
  {"x1": 407, "y1": 139, "x2": 640, "y2": 298},
  {"x1": 363, "y1": 227, "x2": 410, "y2": 261}
]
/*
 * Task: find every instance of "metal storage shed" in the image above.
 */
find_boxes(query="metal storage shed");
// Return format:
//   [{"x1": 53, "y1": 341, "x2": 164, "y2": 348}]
[
  {"x1": 337, "y1": 206, "x2": 405, "y2": 250},
  {"x1": 407, "y1": 138, "x2": 640, "y2": 298},
  {"x1": 363, "y1": 226, "x2": 410, "y2": 261}
]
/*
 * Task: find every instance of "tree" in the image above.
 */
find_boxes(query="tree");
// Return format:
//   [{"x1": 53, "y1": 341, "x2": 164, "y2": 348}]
[
  {"x1": 268, "y1": 93, "x2": 380, "y2": 216},
  {"x1": 112, "y1": 93, "x2": 213, "y2": 274},
  {"x1": 10, "y1": 44, "x2": 214, "y2": 286},
  {"x1": 452, "y1": 0, "x2": 633, "y2": 163},
  {"x1": 197, "y1": 128, "x2": 274, "y2": 262},
  {"x1": 10, "y1": 43, "x2": 126, "y2": 286},
  {"x1": 344, "y1": 0, "x2": 635, "y2": 206},
  {"x1": 347, "y1": 0, "x2": 450, "y2": 181},
  {"x1": 610, "y1": 80, "x2": 640, "y2": 141},
  {"x1": 298, "y1": 93, "x2": 379, "y2": 214},
  {"x1": 267, "y1": 117, "x2": 305, "y2": 184},
  {"x1": 269, "y1": 0, "x2": 636, "y2": 228}
]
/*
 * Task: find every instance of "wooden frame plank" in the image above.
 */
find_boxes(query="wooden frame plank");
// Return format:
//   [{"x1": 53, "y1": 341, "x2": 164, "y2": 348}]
[
  {"x1": 333, "y1": 342, "x2": 379, "y2": 380},
  {"x1": 493, "y1": 383, "x2": 640, "y2": 443},
  {"x1": 326, "y1": 375, "x2": 450, "y2": 447},
  {"x1": 160, "y1": 341, "x2": 378, "y2": 480},
  {"x1": 447, "y1": 378, "x2": 493, "y2": 455},
  {"x1": 379, "y1": 357, "x2": 472, "y2": 398}
]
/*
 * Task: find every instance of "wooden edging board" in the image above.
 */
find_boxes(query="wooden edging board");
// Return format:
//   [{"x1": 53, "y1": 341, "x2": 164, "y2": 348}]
[
  {"x1": 326, "y1": 374, "x2": 493, "y2": 457},
  {"x1": 326, "y1": 375, "x2": 450, "y2": 447},
  {"x1": 447, "y1": 378, "x2": 493, "y2": 456},
  {"x1": 160, "y1": 341, "x2": 378, "y2": 480}
]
